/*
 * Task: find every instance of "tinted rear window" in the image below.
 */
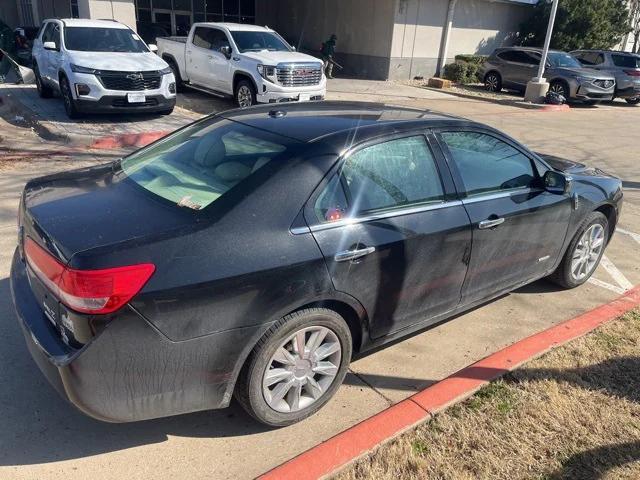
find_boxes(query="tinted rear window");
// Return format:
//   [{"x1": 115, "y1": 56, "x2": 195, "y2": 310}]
[
  {"x1": 121, "y1": 118, "x2": 290, "y2": 210},
  {"x1": 612, "y1": 54, "x2": 640, "y2": 68}
]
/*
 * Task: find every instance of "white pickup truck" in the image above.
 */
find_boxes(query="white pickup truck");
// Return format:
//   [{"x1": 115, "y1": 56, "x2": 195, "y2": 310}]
[{"x1": 157, "y1": 23, "x2": 326, "y2": 107}]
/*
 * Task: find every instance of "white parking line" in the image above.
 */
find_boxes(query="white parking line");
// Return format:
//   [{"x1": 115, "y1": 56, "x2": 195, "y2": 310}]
[
  {"x1": 588, "y1": 277, "x2": 626, "y2": 295},
  {"x1": 599, "y1": 255, "x2": 634, "y2": 291},
  {"x1": 617, "y1": 227, "x2": 640, "y2": 245}
]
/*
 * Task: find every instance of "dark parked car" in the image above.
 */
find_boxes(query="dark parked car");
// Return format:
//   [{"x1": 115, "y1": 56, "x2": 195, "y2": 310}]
[
  {"x1": 11, "y1": 102, "x2": 622, "y2": 426},
  {"x1": 571, "y1": 50, "x2": 640, "y2": 105},
  {"x1": 481, "y1": 47, "x2": 616, "y2": 103}
]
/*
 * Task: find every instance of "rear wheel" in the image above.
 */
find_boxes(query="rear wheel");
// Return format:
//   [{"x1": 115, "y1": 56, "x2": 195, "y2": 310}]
[
  {"x1": 625, "y1": 97, "x2": 640, "y2": 105},
  {"x1": 235, "y1": 79, "x2": 256, "y2": 108},
  {"x1": 166, "y1": 58, "x2": 184, "y2": 92},
  {"x1": 235, "y1": 308, "x2": 352, "y2": 427},
  {"x1": 484, "y1": 72, "x2": 502, "y2": 92},
  {"x1": 34, "y1": 63, "x2": 53, "y2": 98},
  {"x1": 548, "y1": 211, "x2": 608, "y2": 289},
  {"x1": 60, "y1": 75, "x2": 81, "y2": 119}
]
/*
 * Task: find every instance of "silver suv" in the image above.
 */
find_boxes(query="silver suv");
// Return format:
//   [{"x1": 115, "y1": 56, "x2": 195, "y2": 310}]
[
  {"x1": 481, "y1": 47, "x2": 615, "y2": 104},
  {"x1": 571, "y1": 50, "x2": 640, "y2": 105}
]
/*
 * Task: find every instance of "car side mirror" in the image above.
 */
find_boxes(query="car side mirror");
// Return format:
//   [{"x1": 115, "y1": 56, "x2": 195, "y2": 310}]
[
  {"x1": 220, "y1": 45, "x2": 232, "y2": 58},
  {"x1": 43, "y1": 41, "x2": 57, "y2": 51},
  {"x1": 291, "y1": 46, "x2": 296, "y2": 52},
  {"x1": 148, "y1": 44, "x2": 158, "y2": 53},
  {"x1": 544, "y1": 170, "x2": 571, "y2": 194}
]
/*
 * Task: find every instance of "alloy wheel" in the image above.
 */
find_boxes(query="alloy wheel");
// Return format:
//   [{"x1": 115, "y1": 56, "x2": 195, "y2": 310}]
[
  {"x1": 262, "y1": 325, "x2": 341, "y2": 413},
  {"x1": 549, "y1": 82, "x2": 567, "y2": 97},
  {"x1": 237, "y1": 85, "x2": 253, "y2": 108},
  {"x1": 485, "y1": 74, "x2": 499, "y2": 92},
  {"x1": 570, "y1": 224, "x2": 605, "y2": 281}
]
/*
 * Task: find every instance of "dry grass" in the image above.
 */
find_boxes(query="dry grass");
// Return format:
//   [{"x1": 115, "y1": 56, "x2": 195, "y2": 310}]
[{"x1": 337, "y1": 309, "x2": 640, "y2": 480}]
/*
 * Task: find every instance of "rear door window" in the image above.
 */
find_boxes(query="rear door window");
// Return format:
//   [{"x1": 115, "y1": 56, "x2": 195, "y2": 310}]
[
  {"x1": 612, "y1": 54, "x2": 640, "y2": 68},
  {"x1": 314, "y1": 135, "x2": 444, "y2": 222},
  {"x1": 498, "y1": 50, "x2": 535, "y2": 64},
  {"x1": 440, "y1": 131, "x2": 537, "y2": 196}
]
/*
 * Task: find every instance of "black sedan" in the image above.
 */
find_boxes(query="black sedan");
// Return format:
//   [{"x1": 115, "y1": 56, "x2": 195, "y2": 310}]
[{"x1": 10, "y1": 102, "x2": 622, "y2": 426}]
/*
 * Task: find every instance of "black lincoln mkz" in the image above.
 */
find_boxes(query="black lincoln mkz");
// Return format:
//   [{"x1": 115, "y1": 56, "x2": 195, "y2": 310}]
[{"x1": 11, "y1": 102, "x2": 622, "y2": 426}]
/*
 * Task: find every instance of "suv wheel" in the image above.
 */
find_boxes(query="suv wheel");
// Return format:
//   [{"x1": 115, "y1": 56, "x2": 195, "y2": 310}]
[
  {"x1": 549, "y1": 80, "x2": 569, "y2": 99},
  {"x1": 34, "y1": 64, "x2": 53, "y2": 98},
  {"x1": 60, "y1": 75, "x2": 81, "y2": 119},
  {"x1": 548, "y1": 211, "x2": 608, "y2": 289},
  {"x1": 235, "y1": 308, "x2": 352, "y2": 427},
  {"x1": 235, "y1": 80, "x2": 256, "y2": 108},
  {"x1": 484, "y1": 72, "x2": 502, "y2": 92},
  {"x1": 625, "y1": 97, "x2": 640, "y2": 105}
]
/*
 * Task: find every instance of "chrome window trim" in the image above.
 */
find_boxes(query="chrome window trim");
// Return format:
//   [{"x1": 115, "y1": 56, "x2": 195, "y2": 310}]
[
  {"x1": 461, "y1": 187, "x2": 541, "y2": 204},
  {"x1": 293, "y1": 199, "x2": 464, "y2": 235}
]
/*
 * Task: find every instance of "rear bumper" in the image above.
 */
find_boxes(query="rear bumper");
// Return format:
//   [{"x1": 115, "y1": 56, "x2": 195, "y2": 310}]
[
  {"x1": 75, "y1": 95, "x2": 176, "y2": 114},
  {"x1": 615, "y1": 85, "x2": 640, "y2": 99},
  {"x1": 10, "y1": 248, "x2": 266, "y2": 422}
]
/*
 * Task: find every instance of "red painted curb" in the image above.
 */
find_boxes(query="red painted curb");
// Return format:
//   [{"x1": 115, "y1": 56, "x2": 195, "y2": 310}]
[
  {"x1": 90, "y1": 130, "x2": 171, "y2": 150},
  {"x1": 260, "y1": 285, "x2": 640, "y2": 480},
  {"x1": 540, "y1": 104, "x2": 571, "y2": 112}
]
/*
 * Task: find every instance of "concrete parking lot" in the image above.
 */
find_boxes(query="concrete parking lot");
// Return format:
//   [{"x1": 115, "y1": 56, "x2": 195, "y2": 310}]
[{"x1": 0, "y1": 81, "x2": 638, "y2": 479}]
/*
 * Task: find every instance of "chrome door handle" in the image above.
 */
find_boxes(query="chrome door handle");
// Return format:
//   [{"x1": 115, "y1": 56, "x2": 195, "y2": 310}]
[
  {"x1": 334, "y1": 246, "x2": 376, "y2": 263},
  {"x1": 478, "y1": 217, "x2": 505, "y2": 229}
]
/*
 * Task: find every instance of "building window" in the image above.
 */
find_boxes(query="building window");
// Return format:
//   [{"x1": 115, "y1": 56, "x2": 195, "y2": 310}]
[
  {"x1": 133, "y1": 1, "x2": 255, "y2": 31},
  {"x1": 70, "y1": 0, "x2": 79, "y2": 18}
]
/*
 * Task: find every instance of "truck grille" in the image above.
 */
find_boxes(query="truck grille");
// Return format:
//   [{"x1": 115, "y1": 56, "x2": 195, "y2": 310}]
[
  {"x1": 97, "y1": 70, "x2": 162, "y2": 91},
  {"x1": 276, "y1": 63, "x2": 322, "y2": 87},
  {"x1": 594, "y1": 79, "x2": 614, "y2": 89}
]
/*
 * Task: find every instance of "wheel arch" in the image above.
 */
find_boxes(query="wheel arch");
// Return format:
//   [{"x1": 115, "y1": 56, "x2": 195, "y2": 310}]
[
  {"x1": 484, "y1": 69, "x2": 501, "y2": 81},
  {"x1": 594, "y1": 202, "x2": 617, "y2": 242},
  {"x1": 233, "y1": 71, "x2": 258, "y2": 94}
]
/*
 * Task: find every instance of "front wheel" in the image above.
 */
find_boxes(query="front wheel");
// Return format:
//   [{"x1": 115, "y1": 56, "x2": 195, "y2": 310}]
[
  {"x1": 235, "y1": 308, "x2": 352, "y2": 427},
  {"x1": 548, "y1": 211, "x2": 609, "y2": 289},
  {"x1": 549, "y1": 80, "x2": 570, "y2": 100},
  {"x1": 235, "y1": 79, "x2": 256, "y2": 108},
  {"x1": 484, "y1": 72, "x2": 502, "y2": 92},
  {"x1": 625, "y1": 97, "x2": 640, "y2": 105},
  {"x1": 60, "y1": 75, "x2": 81, "y2": 119},
  {"x1": 34, "y1": 64, "x2": 53, "y2": 98}
]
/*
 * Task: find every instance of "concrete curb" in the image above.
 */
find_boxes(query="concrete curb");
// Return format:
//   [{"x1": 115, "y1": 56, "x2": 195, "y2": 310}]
[{"x1": 259, "y1": 285, "x2": 640, "y2": 480}]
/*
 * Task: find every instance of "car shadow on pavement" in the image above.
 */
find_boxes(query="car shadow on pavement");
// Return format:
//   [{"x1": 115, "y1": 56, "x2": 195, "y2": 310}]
[{"x1": 0, "y1": 277, "x2": 272, "y2": 467}]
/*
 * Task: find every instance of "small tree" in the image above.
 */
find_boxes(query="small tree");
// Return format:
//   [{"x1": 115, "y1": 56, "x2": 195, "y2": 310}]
[{"x1": 519, "y1": 0, "x2": 631, "y2": 51}]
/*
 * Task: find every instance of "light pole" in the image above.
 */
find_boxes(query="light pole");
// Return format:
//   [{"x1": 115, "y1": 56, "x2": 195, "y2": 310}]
[{"x1": 524, "y1": 0, "x2": 560, "y2": 103}]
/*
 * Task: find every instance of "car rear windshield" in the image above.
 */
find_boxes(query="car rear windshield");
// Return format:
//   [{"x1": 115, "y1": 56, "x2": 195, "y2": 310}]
[
  {"x1": 230, "y1": 31, "x2": 290, "y2": 52},
  {"x1": 120, "y1": 118, "x2": 289, "y2": 210},
  {"x1": 612, "y1": 54, "x2": 640, "y2": 68},
  {"x1": 64, "y1": 27, "x2": 148, "y2": 52},
  {"x1": 547, "y1": 52, "x2": 582, "y2": 69}
]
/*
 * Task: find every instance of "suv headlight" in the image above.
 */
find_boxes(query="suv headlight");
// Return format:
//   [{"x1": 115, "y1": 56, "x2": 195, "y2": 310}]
[
  {"x1": 573, "y1": 75, "x2": 593, "y2": 84},
  {"x1": 257, "y1": 64, "x2": 276, "y2": 82},
  {"x1": 159, "y1": 66, "x2": 172, "y2": 75},
  {"x1": 70, "y1": 64, "x2": 99, "y2": 74}
]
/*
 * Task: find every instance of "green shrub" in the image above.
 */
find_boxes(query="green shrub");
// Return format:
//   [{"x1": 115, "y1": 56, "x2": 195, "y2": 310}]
[
  {"x1": 454, "y1": 54, "x2": 488, "y2": 66},
  {"x1": 443, "y1": 62, "x2": 481, "y2": 84}
]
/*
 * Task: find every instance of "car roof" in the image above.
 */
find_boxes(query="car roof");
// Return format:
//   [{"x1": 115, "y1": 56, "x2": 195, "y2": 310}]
[
  {"x1": 192, "y1": 22, "x2": 273, "y2": 32},
  {"x1": 496, "y1": 46, "x2": 565, "y2": 54},
  {"x1": 571, "y1": 49, "x2": 640, "y2": 57},
  {"x1": 47, "y1": 18, "x2": 130, "y2": 29},
  {"x1": 218, "y1": 101, "x2": 471, "y2": 144}
]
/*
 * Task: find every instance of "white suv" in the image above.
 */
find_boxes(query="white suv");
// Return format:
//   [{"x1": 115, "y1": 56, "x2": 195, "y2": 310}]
[{"x1": 32, "y1": 19, "x2": 176, "y2": 118}]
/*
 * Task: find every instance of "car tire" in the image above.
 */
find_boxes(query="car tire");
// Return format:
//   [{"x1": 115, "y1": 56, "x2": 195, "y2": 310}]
[
  {"x1": 549, "y1": 80, "x2": 570, "y2": 100},
  {"x1": 548, "y1": 211, "x2": 609, "y2": 289},
  {"x1": 625, "y1": 97, "x2": 640, "y2": 105},
  {"x1": 60, "y1": 75, "x2": 81, "y2": 119},
  {"x1": 235, "y1": 308, "x2": 352, "y2": 427},
  {"x1": 34, "y1": 64, "x2": 53, "y2": 98},
  {"x1": 235, "y1": 79, "x2": 256, "y2": 108},
  {"x1": 166, "y1": 59, "x2": 184, "y2": 93},
  {"x1": 484, "y1": 72, "x2": 502, "y2": 92}
]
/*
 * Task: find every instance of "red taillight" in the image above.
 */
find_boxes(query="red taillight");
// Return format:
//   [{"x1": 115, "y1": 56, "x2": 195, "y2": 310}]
[
  {"x1": 24, "y1": 237, "x2": 155, "y2": 315},
  {"x1": 623, "y1": 69, "x2": 640, "y2": 77}
]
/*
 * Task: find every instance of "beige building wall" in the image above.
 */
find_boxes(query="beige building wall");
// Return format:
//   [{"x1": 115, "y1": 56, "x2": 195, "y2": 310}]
[
  {"x1": 77, "y1": 0, "x2": 136, "y2": 29},
  {"x1": 256, "y1": 0, "x2": 396, "y2": 79},
  {"x1": 390, "y1": 0, "x2": 530, "y2": 80}
]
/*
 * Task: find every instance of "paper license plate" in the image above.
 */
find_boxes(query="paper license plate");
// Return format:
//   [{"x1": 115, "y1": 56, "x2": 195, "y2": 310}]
[{"x1": 298, "y1": 93, "x2": 311, "y2": 102}]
